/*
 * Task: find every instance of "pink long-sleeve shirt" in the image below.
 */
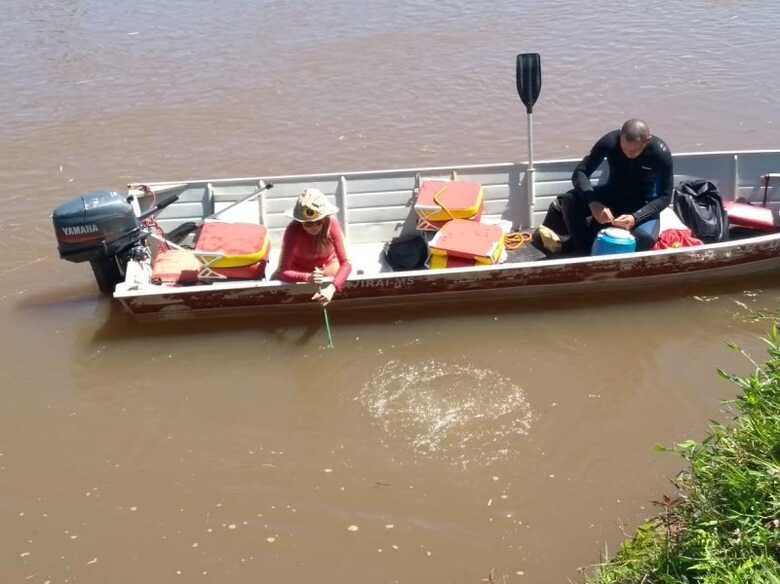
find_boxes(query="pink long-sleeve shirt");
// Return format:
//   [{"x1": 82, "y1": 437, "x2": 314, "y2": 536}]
[{"x1": 276, "y1": 220, "x2": 352, "y2": 291}]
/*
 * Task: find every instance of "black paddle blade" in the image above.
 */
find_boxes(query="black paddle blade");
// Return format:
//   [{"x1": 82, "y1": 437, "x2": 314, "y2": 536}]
[{"x1": 516, "y1": 53, "x2": 542, "y2": 113}]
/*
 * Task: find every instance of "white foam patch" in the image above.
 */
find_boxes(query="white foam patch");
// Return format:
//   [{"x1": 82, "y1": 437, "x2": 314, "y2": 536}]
[{"x1": 357, "y1": 360, "x2": 533, "y2": 466}]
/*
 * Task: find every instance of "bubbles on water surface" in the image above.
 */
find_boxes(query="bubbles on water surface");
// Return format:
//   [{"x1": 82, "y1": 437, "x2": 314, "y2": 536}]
[{"x1": 357, "y1": 359, "x2": 533, "y2": 466}]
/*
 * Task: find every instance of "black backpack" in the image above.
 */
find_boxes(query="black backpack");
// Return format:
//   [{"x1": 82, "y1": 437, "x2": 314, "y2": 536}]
[
  {"x1": 673, "y1": 180, "x2": 729, "y2": 243},
  {"x1": 384, "y1": 235, "x2": 428, "y2": 271}
]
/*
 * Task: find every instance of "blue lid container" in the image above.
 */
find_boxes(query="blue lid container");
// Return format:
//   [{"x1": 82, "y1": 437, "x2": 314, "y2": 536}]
[{"x1": 591, "y1": 227, "x2": 636, "y2": 256}]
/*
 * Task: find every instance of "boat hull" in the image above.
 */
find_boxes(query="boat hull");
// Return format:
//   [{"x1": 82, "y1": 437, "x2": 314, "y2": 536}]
[{"x1": 117, "y1": 234, "x2": 780, "y2": 320}]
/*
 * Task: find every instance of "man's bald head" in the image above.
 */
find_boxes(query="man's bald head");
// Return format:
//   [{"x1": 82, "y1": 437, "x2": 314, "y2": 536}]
[
  {"x1": 619, "y1": 119, "x2": 651, "y2": 158},
  {"x1": 620, "y1": 119, "x2": 651, "y2": 143}
]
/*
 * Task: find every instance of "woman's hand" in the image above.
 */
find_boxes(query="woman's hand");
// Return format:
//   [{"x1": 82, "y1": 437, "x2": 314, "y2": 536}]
[
  {"x1": 612, "y1": 214, "x2": 636, "y2": 230},
  {"x1": 312, "y1": 283, "x2": 336, "y2": 305},
  {"x1": 312, "y1": 267, "x2": 325, "y2": 285}
]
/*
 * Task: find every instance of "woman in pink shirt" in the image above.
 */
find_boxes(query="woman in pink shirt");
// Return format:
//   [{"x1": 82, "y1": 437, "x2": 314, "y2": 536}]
[{"x1": 275, "y1": 188, "x2": 352, "y2": 305}]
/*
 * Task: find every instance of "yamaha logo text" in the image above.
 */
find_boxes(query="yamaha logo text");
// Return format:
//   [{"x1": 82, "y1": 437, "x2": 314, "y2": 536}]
[{"x1": 62, "y1": 224, "x2": 99, "y2": 236}]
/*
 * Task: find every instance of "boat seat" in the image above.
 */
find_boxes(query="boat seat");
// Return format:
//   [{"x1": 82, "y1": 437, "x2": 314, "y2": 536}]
[{"x1": 194, "y1": 221, "x2": 270, "y2": 268}]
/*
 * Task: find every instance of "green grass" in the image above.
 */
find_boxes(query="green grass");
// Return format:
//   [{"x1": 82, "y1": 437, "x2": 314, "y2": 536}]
[{"x1": 586, "y1": 326, "x2": 780, "y2": 584}]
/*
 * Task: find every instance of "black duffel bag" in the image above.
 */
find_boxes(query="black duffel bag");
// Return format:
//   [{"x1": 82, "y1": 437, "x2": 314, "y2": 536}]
[
  {"x1": 384, "y1": 234, "x2": 428, "y2": 271},
  {"x1": 673, "y1": 179, "x2": 729, "y2": 243}
]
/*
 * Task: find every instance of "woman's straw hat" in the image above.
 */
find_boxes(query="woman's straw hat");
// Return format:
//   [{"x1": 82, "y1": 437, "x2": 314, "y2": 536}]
[{"x1": 286, "y1": 188, "x2": 339, "y2": 222}]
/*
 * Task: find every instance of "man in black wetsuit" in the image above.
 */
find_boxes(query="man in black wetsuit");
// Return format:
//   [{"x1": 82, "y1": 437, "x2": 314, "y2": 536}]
[{"x1": 555, "y1": 119, "x2": 673, "y2": 252}]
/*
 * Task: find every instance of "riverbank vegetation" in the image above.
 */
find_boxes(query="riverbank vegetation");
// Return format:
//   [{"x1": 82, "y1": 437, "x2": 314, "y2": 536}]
[{"x1": 587, "y1": 327, "x2": 780, "y2": 583}]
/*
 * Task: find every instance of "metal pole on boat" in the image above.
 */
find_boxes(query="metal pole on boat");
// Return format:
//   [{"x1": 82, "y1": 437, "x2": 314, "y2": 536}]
[
  {"x1": 527, "y1": 112, "x2": 536, "y2": 210},
  {"x1": 165, "y1": 182, "x2": 274, "y2": 243},
  {"x1": 516, "y1": 53, "x2": 542, "y2": 216}
]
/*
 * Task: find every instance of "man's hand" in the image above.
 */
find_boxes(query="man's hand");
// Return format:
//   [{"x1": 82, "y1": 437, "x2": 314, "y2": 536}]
[
  {"x1": 589, "y1": 202, "x2": 615, "y2": 225},
  {"x1": 612, "y1": 214, "x2": 636, "y2": 230},
  {"x1": 312, "y1": 283, "x2": 336, "y2": 306}
]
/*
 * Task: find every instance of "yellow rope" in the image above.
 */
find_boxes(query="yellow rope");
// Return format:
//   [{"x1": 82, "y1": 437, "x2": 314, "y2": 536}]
[{"x1": 504, "y1": 231, "x2": 533, "y2": 250}]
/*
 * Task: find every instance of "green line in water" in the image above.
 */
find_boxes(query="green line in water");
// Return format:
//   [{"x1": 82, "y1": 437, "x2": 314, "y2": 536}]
[{"x1": 323, "y1": 307, "x2": 334, "y2": 348}]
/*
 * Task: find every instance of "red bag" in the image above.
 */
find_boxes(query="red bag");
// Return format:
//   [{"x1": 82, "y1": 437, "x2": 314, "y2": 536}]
[{"x1": 652, "y1": 229, "x2": 703, "y2": 250}]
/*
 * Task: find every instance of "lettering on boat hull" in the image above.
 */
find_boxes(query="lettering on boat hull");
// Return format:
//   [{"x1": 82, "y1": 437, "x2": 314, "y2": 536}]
[{"x1": 353, "y1": 277, "x2": 416, "y2": 289}]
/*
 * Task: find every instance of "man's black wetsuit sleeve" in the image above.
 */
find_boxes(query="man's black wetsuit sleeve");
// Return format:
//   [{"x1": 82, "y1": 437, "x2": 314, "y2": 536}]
[
  {"x1": 632, "y1": 143, "x2": 674, "y2": 225},
  {"x1": 572, "y1": 133, "x2": 611, "y2": 203}
]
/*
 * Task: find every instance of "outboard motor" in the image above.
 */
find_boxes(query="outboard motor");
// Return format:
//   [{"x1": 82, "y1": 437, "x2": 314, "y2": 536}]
[{"x1": 53, "y1": 191, "x2": 144, "y2": 295}]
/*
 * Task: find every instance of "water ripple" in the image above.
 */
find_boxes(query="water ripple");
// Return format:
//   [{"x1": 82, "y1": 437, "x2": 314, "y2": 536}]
[{"x1": 357, "y1": 359, "x2": 532, "y2": 466}]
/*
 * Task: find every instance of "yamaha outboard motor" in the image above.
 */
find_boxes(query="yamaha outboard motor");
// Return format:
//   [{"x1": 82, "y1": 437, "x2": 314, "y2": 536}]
[{"x1": 53, "y1": 191, "x2": 143, "y2": 295}]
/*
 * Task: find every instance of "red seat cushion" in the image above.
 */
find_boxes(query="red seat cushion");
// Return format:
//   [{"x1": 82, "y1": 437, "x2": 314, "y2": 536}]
[
  {"x1": 724, "y1": 201, "x2": 779, "y2": 232},
  {"x1": 416, "y1": 181, "x2": 483, "y2": 217},
  {"x1": 151, "y1": 249, "x2": 267, "y2": 285},
  {"x1": 430, "y1": 254, "x2": 483, "y2": 269},
  {"x1": 418, "y1": 202, "x2": 484, "y2": 231},
  {"x1": 195, "y1": 222, "x2": 269, "y2": 267},
  {"x1": 213, "y1": 261, "x2": 267, "y2": 280},
  {"x1": 152, "y1": 249, "x2": 201, "y2": 284},
  {"x1": 429, "y1": 219, "x2": 505, "y2": 263}
]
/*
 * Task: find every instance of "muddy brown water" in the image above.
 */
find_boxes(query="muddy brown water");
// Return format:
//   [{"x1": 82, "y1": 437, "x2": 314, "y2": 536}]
[{"x1": 2, "y1": 1, "x2": 780, "y2": 582}]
